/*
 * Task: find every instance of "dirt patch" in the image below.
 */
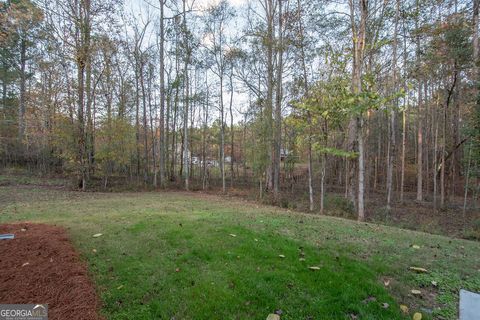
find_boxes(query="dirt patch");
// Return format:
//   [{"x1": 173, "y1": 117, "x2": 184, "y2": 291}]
[{"x1": 0, "y1": 223, "x2": 102, "y2": 320}]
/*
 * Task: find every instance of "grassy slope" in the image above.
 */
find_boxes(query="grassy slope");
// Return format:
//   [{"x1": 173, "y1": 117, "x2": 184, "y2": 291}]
[{"x1": 1, "y1": 186, "x2": 479, "y2": 320}]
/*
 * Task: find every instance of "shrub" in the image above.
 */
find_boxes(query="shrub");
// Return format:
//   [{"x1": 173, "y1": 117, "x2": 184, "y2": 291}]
[
  {"x1": 465, "y1": 219, "x2": 480, "y2": 240},
  {"x1": 324, "y1": 195, "x2": 356, "y2": 219}
]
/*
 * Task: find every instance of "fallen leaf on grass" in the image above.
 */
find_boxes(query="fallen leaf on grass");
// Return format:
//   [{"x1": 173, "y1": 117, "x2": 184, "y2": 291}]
[
  {"x1": 92, "y1": 233, "x2": 103, "y2": 238},
  {"x1": 92, "y1": 249, "x2": 97, "y2": 253},
  {"x1": 266, "y1": 314, "x2": 280, "y2": 320},
  {"x1": 413, "y1": 312, "x2": 422, "y2": 320},
  {"x1": 229, "y1": 234, "x2": 237, "y2": 237},
  {"x1": 279, "y1": 255, "x2": 285, "y2": 258},
  {"x1": 400, "y1": 305, "x2": 409, "y2": 314},
  {"x1": 382, "y1": 303, "x2": 389, "y2": 309},
  {"x1": 409, "y1": 267, "x2": 428, "y2": 273},
  {"x1": 411, "y1": 245, "x2": 421, "y2": 249},
  {"x1": 411, "y1": 289, "x2": 422, "y2": 296},
  {"x1": 308, "y1": 266, "x2": 321, "y2": 271},
  {"x1": 431, "y1": 281, "x2": 438, "y2": 287},
  {"x1": 117, "y1": 285, "x2": 124, "y2": 290}
]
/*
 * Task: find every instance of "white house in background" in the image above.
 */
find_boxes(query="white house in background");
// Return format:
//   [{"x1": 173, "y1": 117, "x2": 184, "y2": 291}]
[
  {"x1": 206, "y1": 159, "x2": 219, "y2": 167},
  {"x1": 280, "y1": 148, "x2": 291, "y2": 161}
]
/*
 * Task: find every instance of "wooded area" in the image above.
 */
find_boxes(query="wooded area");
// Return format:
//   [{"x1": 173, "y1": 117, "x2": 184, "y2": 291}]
[{"x1": 1, "y1": 0, "x2": 479, "y2": 222}]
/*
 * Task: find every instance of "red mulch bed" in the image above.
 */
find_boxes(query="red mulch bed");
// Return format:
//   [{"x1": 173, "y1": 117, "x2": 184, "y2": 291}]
[{"x1": 0, "y1": 223, "x2": 102, "y2": 320}]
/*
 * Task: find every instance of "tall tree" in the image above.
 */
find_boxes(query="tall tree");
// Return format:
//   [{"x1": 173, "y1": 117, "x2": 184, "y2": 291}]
[{"x1": 158, "y1": 0, "x2": 166, "y2": 188}]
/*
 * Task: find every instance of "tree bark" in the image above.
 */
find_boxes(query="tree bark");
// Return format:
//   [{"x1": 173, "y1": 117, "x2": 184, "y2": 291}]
[
  {"x1": 229, "y1": 70, "x2": 234, "y2": 189},
  {"x1": 219, "y1": 73, "x2": 226, "y2": 193},
  {"x1": 273, "y1": 0, "x2": 283, "y2": 201},
  {"x1": 159, "y1": 0, "x2": 166, "y2": 188},
  {"x1": 386, "y1": 0, "x2": 399, "y2": 210},
  {"x1": 265, "y1": 0, "x2": 274, "y2": 193},
  {"x1": 140, "y1": 57, "x2": 149, "y2": 184},
  {"x1": 18, "y1": 38, "x2": 26, "y2": 143},
  {"x1": 297, "y1": 0, "x2": 314, "y2": 211},
  {"x1": 415, "y1": 0, "x2": 423, "y2": 202},
  {"x1": 182, "y1": 0, "x2": 190, "y2": 191},
  {"x1": 349, "y1": 0, "x2": 367, "y2": 221}
]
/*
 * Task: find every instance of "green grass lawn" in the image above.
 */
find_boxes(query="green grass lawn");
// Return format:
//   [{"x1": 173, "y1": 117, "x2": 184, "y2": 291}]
[{"x1": 1, "y1": 185, "x2": 479, "y2": 319}]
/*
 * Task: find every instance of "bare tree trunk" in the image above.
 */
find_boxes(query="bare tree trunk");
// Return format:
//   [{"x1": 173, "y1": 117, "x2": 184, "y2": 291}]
[
  {"x1": 416, "y1": 0, "x2": 423, "y2": 202},
  {"x1": 400, "y1": 108, "x2": 407, "y2": 202},
  {"x1": 18, "y1": 38, "x2": 26, "y2": 143},
  {"x1": 140, "y1": 59, "x2": 149, "y2": 184},
  {"x1": 416, "y1": 104, "x2": 424, "y2": 203},
  {"x1": 77, "y1": 57, "x2": 86, "y2": 190},
  {"x1": 297, "y1": 0, "x2": 314, "y2": 211},
  {"x1": 273, "y1": 0, "x2": 283, "y2": 201},
  {"x1": 347, "y1": 0, "x2": 357, "y2": 210},
  {"x1": 308, "y1": 143, "x2": 314, "y2": 211},
  {"x1": 358, "y1": 117, "x2": 366, "y2": 221},
  {"x1": 387, "y1": 0, "x2": 399, "y2": 210},
  {"x1": 202, "y1": 74, "x2": 209, "y2": 190},
  {"x1": 158, "y1": 0, "x2": 166, "y2": 187},
  {"x1": 400, "y1": 15, "x2": 408, "y2": 202},
  {"x1": 76, "y1": 0, "x2": 89, "y2": 191},
  {"x1": 463, "y1": 144, "x2": 472, "y2": 226},
  {"x1": 183, "y1": 77, "x2": 189, "y2": 190},
  {"x1": 182, "y1": 0, "x2": 189, "y2": 191},
  {"x1": 469, "y1": 0, "x2": 479, "y2": 219},
  {"x1": 189, "y1": 75, "x2": 195, "y2": 180},
  {"x1": 433, "y1": 118, "x2": 438, "y2": 212},
  {"x1": 349, "y1": 0, "x2": 367, "y2": 221},
  {"x1": 171, "y1": 55, "x2": 179, "y2": 181},
  {"x1": 229, "y1": 71, "x2": 234, "y2": 189},
  {"x1": 474, "y1": 0, "x2": 479, "y2": 74},
  {"x1": 135, "y1": 63, "x2": 141, "y2": 179},
  {"x1": 85, "y1": 9, "x2": 94, "y2": 180},
  {"x1": 220, "y1": 73, "x2": 225, "y2": 193},
  {"x1": 147, "y1": 64, "x2": 157, "y2": 187},
  {"x1": 265, "y1": 0, "x2": 274, "y2": 193},
  {"x1": 440, "y1": 101, "x2": 446, "y2": 207},
  {"x1": 320, "y1": 153, "x2": 326, "y2": 214}
]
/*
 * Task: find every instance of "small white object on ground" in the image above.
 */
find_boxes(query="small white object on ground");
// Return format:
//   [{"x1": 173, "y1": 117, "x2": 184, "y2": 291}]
[
  {"x1": 92, "y1": 233, "x2": 103, "y2": 238},
  {"x1": 266, "y1": 314, "x2": 280, "y2": 320},
  {"x1": 460, "y1": 289, "x2": 480, "y2": 320}
]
